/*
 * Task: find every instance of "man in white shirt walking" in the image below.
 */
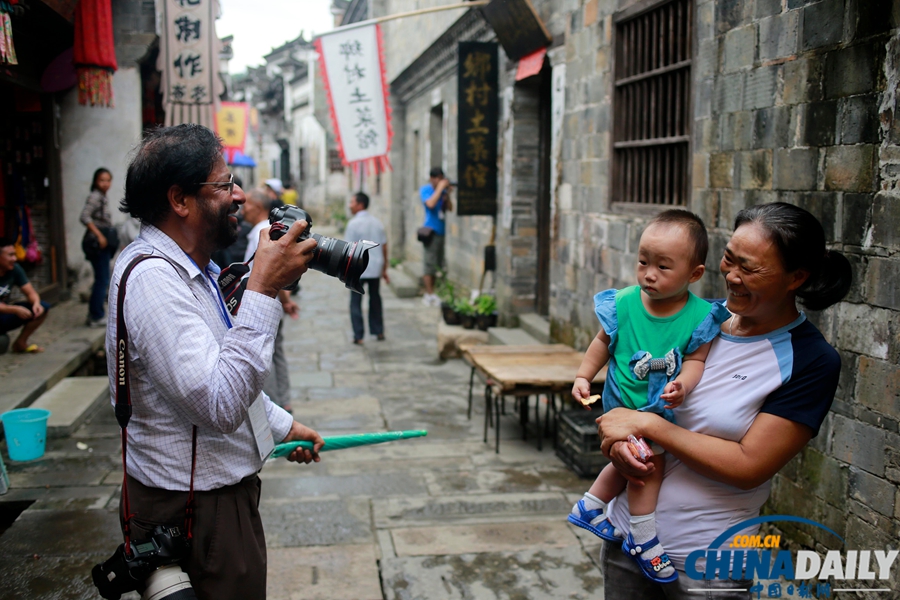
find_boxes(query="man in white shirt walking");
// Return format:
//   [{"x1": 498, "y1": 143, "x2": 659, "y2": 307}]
[
  {"x1": 344, "y1": 192, "x2": 388, "y2": 344},
  {"x1": 243, "y1": 188, "x2": 296, "y2": 412},
  {"x1": 107, "y1": 124, "x2": 323, "y2": 599}
]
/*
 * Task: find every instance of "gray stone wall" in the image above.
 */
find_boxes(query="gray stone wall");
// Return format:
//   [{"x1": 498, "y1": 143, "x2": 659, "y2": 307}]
[{"x1": 553, "y1": 0, "x2": 900, "y2": 573}]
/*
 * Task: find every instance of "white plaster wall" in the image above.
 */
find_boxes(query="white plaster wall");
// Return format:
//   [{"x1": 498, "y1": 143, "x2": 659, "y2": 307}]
[
  {"x1": 382, "y1": 0, "x2": 469, "y2": 82},
  {"x1": 59, "y1": 67, "x2": 143, "y2": 273}
]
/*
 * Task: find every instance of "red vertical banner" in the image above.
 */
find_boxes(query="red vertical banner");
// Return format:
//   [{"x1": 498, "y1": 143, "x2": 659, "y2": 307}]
[{"x1": 315, "y1": 24, "x2": 392, "y2": 174}]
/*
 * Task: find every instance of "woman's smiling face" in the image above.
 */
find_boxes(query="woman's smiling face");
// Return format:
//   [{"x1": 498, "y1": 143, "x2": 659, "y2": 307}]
[{"x1": 720, "y1": 223, "x2": 808, "y2": 321}]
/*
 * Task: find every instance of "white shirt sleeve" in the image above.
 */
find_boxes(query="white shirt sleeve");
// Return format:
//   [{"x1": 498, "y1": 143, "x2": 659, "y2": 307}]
[{"x1": 124, "y1": 263, "x2": 282, "y2": 434}]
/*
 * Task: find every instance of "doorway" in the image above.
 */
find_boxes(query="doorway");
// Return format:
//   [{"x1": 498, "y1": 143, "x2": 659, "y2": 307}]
[
  {"x1": 535, "y1": 64, "x2": 552, "y2": 316},
  {"x1": 429, "y1": 104, "x2": 443, "y2": 171}
]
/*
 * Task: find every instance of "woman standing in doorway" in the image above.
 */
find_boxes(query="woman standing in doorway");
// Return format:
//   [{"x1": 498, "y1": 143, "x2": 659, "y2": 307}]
[{"x1": 81, "y1": 168, "x2": 117, "y2": 328}]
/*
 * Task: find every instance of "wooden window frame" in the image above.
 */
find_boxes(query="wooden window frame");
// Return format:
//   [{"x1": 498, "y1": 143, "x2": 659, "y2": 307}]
[{"x1": 610, "y1": 0, "x2": 694, "y2": 213}]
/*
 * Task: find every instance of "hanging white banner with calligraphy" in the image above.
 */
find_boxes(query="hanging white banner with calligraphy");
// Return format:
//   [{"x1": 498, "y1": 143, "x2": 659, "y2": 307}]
[
  {"x1": 315, "y1": 24, "x2": 392, "y2": 173},
  {"x1": 157, "y1": 0, "x2": 222, "y2": 128}
]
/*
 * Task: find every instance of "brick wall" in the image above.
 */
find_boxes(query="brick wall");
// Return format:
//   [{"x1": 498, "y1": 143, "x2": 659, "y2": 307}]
[{"x1": 552, "y1": 0, "x2": 900, "y2": 576}]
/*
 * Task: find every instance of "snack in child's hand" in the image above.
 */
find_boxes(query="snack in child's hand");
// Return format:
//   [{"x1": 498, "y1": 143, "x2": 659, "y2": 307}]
[
  {"x1": 627, "y1": 434, "x2": 652, "y2": 463},
  {"x1": 580, "y1": 394, "x2": 602, "y2": 407}
]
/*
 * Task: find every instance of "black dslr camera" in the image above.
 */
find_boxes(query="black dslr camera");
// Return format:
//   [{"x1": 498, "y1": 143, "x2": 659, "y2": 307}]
[
  {"x1": 269, "y1": 205, "x2": 379, "y2": 295},
  {"x1": 92, "y1": 524, "x2": 196, "y2": 600}
]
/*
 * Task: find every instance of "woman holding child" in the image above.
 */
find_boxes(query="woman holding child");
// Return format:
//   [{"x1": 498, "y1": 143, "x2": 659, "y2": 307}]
[{"x1": 573, "y1": 202, "x2": 851, "y2": 598}]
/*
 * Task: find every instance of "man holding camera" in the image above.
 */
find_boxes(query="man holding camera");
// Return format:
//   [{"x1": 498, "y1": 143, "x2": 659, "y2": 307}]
[
  {"x1": 106, "y1": 124, "x2": 323, "y2": 599},
  {"x1": 419, "y1": 167, "x2": 453, "y2": 306}
]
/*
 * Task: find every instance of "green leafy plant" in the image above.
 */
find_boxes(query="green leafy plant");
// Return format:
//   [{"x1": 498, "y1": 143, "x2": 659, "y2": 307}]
[
  {"x1": 389, "y1": 257, "x2": 402, "y2": 269},
  {"x1": 454, "y1": 298, "x2": 475, "y2": 316},
  {"x1": 436, "y1": 278, "x2": 456, "y2": 305},
  {"x1": 474, "y1": 294, "x2": 497, "y2": 316}
]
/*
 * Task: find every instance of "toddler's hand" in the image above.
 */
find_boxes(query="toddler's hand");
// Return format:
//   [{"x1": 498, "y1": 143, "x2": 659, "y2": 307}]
[
  {"x1": 661, "y1": 380, "x2": 685, "y2": 409},
  {"x1": 572, "y1": 377, "x2": 593, "y2": 408}
]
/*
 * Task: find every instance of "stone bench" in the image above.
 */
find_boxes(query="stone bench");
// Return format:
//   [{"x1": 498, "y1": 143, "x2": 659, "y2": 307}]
[
  {"x1": 0, "y1": 327, "x2": 106, "y2": 416},
  {"x1": 30, "y1": 377, "x2": 109, "y2": 438},
  {"x1": 387, "y1": 268, "x2": 419, "y2": 298}
]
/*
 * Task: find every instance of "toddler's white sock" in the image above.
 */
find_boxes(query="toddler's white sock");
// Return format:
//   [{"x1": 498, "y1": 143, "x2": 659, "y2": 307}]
[
  {"x1": 581, "y1": 492, "x2": 606, "y2": 512},
  {"x1": 629, "y1": 513, "x2": 675, "y2": 579}
]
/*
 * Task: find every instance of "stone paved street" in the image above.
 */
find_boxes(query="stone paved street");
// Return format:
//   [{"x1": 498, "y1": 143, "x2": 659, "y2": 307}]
[{"x1": 0, "y1": 267, "x2": 606, "y2": 600}]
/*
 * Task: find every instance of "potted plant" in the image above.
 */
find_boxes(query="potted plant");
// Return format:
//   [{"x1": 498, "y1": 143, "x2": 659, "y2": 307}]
[
  {"x1": 437, "y1": 277, "x2": 460, "y2": 325},
  {"x1": 455, "y1": 298, "x2": 476, "y2": 329},
  {"x1": 474, "y1": 294, "x2": 497, "y2": 331}
]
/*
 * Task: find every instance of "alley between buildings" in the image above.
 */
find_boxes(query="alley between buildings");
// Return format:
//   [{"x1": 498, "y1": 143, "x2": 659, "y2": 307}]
[{"x1": 0, "y1": 266, "x2": 604, "y2": 600}]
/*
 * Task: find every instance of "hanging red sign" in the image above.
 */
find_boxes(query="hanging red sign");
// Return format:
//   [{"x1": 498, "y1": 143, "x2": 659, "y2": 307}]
[{"x1": 314, "y1": 24, "x2": 392, "y2": 175}]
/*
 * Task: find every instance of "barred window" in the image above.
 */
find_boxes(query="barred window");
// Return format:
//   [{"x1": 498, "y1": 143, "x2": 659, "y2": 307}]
[{"x1": 612, "y1": 0, "x2": 692, "y2": 206}]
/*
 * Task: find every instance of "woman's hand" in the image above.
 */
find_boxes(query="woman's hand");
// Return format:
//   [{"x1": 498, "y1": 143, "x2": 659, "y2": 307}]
[
  {"x1": 283, "y1": 420, "x2": 324, "y2": 464},
  {"x1": 597, "y1": 407, "x2": 654, "y2": 455},
  {"x1": 97, "y1": 233, "x2": 108, "y2": 249}
]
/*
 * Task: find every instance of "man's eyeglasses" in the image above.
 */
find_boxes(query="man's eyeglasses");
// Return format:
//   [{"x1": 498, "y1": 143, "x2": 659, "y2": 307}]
[{"x1": 197, "y1": 173, "x2": 234, "y2": 194}]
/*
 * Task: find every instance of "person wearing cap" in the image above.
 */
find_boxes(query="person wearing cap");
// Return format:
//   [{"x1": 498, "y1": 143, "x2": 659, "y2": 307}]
[{"x1": 264, "y1": 178, "x2": 284, "y2": 203}]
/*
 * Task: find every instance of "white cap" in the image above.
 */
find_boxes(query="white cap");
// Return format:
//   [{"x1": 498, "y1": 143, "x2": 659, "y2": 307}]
[{"x1": 265, "y1": 178, "x2": 284, "y2": 193}]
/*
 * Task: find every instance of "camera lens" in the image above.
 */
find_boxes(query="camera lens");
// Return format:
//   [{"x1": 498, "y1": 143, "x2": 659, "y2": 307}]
[
  {"x1": 268, "y1": 205, "x2": 378, "y2": 294},
  {"x1": 309, "y1": 233, "x2": 378, "y2": 295}
]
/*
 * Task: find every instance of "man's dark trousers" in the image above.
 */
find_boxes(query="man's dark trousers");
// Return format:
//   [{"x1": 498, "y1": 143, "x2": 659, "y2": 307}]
[
  {"x1": 350, "y1": 278, "x2": 383, "y2": 341},
  {"x1": 122, "y1": 474, "x2": 266, "y2": 599}
]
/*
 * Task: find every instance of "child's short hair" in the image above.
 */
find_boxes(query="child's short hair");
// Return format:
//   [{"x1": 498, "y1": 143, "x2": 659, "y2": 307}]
[{"x1": 648, "y1": 209, "x2": 709, "y2": 266}]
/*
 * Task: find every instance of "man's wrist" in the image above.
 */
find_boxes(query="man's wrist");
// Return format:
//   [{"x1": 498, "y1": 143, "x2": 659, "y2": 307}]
[{"x1": 246, "y1": 278, "x2": 280, "y2": 298}]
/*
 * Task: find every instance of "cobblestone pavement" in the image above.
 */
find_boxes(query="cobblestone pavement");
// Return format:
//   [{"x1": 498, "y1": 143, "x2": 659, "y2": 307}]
[{"x1": 0, "y1": 265, "x2": 606, "y2": 600}]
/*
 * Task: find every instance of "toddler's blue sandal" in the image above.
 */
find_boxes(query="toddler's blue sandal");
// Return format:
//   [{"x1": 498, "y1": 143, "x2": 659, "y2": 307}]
[
  {"x1": 622, "y1": 533, "x2": 679, "y2": 583},
  {"x1": 567, "y1": 500, "x2": 622, "y2": 543}
]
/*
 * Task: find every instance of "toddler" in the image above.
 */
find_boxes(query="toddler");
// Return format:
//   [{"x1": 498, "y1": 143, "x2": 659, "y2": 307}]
[{"x1": 568, "y1": 210, "x2": 728, "y2": 583}]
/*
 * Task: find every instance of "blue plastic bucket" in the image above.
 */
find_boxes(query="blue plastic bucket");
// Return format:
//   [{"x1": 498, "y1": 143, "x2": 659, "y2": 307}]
[{"x1": 1, "y1": 408, "x2": 51, "y2": 461}]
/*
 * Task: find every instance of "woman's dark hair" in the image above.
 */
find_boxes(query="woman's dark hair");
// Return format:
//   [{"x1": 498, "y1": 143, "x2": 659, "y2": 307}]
[
  {"x1": 734, "y1": 202, "x2": 852, "y2": 311},
  {"x1": 91, "y1": 168, "x2": 111, "y2": 192},
  {"x1": 121, "y1": 124, "x2": 223, "y2": 225}
]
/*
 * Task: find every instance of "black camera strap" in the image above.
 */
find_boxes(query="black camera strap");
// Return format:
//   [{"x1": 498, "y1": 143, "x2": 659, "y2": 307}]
[
  {"x1": 116, "y1": 254, "x2": 199, "y2": 556},
  {"x1": 217, "y1": 256, "x2": 253, "y2": 316}
]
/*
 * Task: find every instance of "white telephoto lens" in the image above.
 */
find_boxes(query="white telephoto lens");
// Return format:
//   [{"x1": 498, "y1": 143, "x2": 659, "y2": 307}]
[{"x1": 141, "y1": 564, "x2": 196, "y2": 600}]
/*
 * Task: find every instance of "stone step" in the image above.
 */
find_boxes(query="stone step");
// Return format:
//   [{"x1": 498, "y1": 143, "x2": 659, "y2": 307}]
[
  {"x1": 387, "y1": 268, "x2": 419, "y2": 298},
  {"x1": 0, "y1": 326, "x2": 106, "y2": 417},
  {"x1": 30, "y1": 377, "x2": 109, "y2": 438},
  {"x1": 488, "y1": 326, "x2": 543, "y2": 346},
  {"x1": 372, "y1": 492, "x2": 571, "y2": 528},
  {"x1": 518, "y1": 313, "x2": 551, "y2": 344}
]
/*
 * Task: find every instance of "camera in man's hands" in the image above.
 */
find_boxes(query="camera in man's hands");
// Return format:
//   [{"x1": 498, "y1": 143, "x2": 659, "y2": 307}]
[
  {"x1": 92, "y1": 524, "x2": 196, "y2": 600},
  {"x1": 269, "y1": 205, "x2": 379, "y2": 295}
]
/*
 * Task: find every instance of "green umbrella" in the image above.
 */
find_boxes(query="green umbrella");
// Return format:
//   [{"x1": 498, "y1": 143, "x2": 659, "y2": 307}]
[{"x1": 272, "y1": 430, "x2": 428, "y2": 459}]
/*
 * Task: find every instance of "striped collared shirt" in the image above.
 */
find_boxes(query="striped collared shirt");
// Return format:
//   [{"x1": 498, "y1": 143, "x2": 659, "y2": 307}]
[{"x1": 105, "y1": 224, "x2": 293, "y2": 491}]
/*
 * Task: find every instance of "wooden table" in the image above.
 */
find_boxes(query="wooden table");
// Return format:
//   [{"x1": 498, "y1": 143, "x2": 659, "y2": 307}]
[{"x1": 460, "y1": 344, "x2": 606, "y2": 453}]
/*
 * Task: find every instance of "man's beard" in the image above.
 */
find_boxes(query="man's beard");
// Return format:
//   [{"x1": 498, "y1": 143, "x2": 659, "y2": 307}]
[{"x1": 201, "y1": 199, "x2": 239, "y2": 250}]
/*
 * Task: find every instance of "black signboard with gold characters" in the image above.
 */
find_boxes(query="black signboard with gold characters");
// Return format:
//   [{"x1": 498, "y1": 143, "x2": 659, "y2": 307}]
[
  {"x1": 480, "y1": 0, "x2": 552, "y2": 62},
  {"x1": 457, "y1": 41, "x2": 498, "y2": 217}
]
